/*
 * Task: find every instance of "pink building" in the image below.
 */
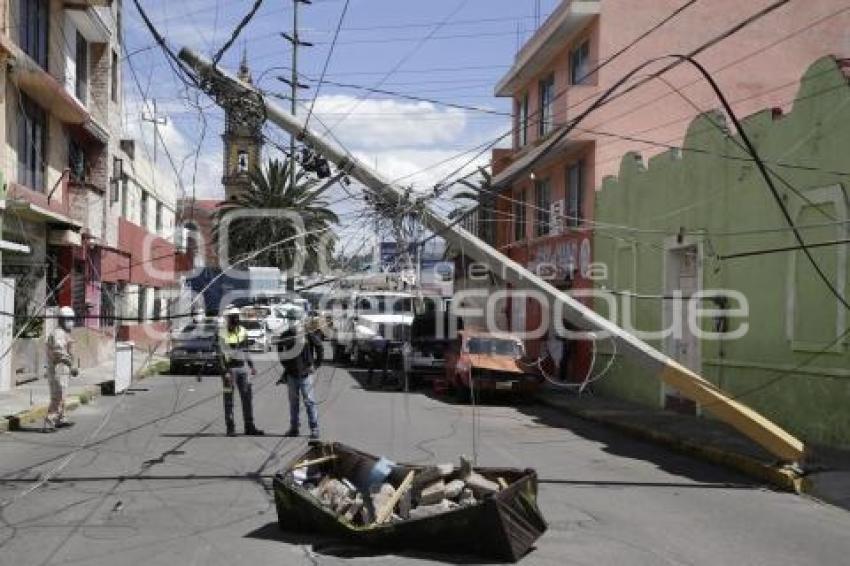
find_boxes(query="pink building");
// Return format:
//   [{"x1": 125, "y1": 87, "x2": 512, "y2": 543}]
[{"x1": 490, "y1": 0, "x2": 850, "y2": 378}]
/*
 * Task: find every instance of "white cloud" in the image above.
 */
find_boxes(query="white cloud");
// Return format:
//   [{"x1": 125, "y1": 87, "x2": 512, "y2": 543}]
[
  {"x1": 306, "y1": 95, "x2": 469, "y2": 151},
  {"x1": 123, "y1": 95, "x2": 224, "y2": 200}
]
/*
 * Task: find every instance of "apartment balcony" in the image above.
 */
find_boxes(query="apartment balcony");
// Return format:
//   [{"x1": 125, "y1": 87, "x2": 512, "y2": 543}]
[
  {"x1": 65, "y1": 4, "x2": 112, "y2": 43},
  {"x1": 490, "y1": 124, "x2": 593, "y2": 191},
  {"x1": 495, "y1": 0, "x2": 600, "y2": 97},
  {"x1": 1, "y1": 34, "x2": 90, "y2": 125}
]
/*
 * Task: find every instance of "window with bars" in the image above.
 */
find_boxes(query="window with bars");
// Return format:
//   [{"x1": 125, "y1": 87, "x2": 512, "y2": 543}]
[
  {"x1": 513, "y1": 191, "x2": 526, "y2": 242},
  {"x1": 137, "y1": 286, "x2": 147, "y2": 323},
  {"x1": 566, "y1": 160, "x2": 584, "y2": 227},
  {"x1": 535, "y1": 179, "x2": 551, "y2": 237},
  {"x1": 101, "y1": 283, "x2": 117, "y2": 327},
  {"x1": 538, "y1": 75, "x2": 555, "y2": 136}
]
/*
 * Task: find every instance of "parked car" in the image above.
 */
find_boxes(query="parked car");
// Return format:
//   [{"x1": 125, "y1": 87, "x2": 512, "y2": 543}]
[
  {"x1": 332, "y1": 291, "x2": 414, "y2": 365},
  {"x1": 404, "y1": 298, "x2": 458, "y2": 384},
  {"x1": 442, "y1": 330, "x2": 542, "y2": 398},
  {"x1": 266, "y1": 303, "x2": 306, "y2": 343},
  {"x1": 241, "y1": 318, "x2": 270, "y2": 352},
  {"x1": 168, "y1": 322, "x2": 221, "y2": 374}
]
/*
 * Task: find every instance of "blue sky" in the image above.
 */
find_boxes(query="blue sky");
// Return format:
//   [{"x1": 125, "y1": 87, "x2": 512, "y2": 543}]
[{"x1": 123, "y1": 0, "x2": 560, "y2": 248}]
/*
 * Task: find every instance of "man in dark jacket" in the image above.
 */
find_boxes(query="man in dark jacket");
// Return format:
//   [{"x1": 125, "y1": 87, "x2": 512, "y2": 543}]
[{"x1": 278, "y1": 326, "x2": 323, "y2": 439}]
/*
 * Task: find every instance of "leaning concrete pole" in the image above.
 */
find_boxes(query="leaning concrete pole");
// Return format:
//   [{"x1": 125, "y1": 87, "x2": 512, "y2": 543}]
[{"x1": 179, "y1": 48, "x2": 805, "y2": 464}]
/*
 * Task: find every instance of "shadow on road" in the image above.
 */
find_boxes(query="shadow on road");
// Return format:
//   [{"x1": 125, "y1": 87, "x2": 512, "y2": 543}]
[
  {"x1": 245, "y1": 522, "x2": 523, "y2": 564},
  {"x1": 513, "y1": 400, "x2": 761, "y2": 487}
]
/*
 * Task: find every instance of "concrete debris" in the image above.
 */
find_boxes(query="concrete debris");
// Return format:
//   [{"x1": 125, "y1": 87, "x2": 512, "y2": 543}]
[
  {"x1": 445, "y1": 479, "x2": 466, "y2": 499},
  {"x1": 298, "y1": 455, "x2": 510, "y2": 525},
  {"x1": 466, "y1": 472, "x2": 500, "y2": 497},
  {"x1": 459, "y1": 488, "x2": 476, "y2": 507},
  {"x1": 437, "y1": 463, "x2": 455, "y2": 477},
  {"x1": 419, "y1": 480, "x2": 447, "y2": 506},
  {"x1": 371, "y1": 483, "x2": 396, "y2": 515},
  {"x1": 409, "y1": 499, "x2": 459, "y2": 520}
]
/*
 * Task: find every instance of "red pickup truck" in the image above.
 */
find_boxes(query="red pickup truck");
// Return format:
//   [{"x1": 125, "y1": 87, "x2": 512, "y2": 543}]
[{"x1": 441, "y1": 330, "x2": 543, "y2": 398}]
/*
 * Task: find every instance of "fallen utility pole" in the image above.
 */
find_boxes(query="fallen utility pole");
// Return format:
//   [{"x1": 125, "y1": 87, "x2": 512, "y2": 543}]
[{"x1": 179, "y1": 48, "x2": 806, "y2": 464}]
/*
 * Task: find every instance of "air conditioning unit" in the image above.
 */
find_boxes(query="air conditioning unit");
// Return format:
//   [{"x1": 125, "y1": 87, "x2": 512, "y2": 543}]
[{"x1": 550, "y1": 199, "x2": 565, "y2": 235}]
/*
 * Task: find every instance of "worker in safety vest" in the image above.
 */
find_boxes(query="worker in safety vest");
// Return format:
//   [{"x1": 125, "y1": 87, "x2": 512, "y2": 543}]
[
  {"x1": 219, "y1": 306, "x2": 264, "y2": 437},
  {"x1": 44, "y1": 306, "x2": 79, "y2": 432}
]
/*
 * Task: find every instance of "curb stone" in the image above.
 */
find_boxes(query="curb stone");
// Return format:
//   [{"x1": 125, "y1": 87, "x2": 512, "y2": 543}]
[
  {"x1": 536, "y1": 394, "x2": 804, "y2": 493},
  {"x1": 1, "y1": 357, "x2": 167, "y2": 433}
]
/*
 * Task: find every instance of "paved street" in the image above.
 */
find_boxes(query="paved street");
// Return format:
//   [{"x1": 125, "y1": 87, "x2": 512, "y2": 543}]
[{"x1": 2, "y1": 356, "x2": 850, "y2": 566}]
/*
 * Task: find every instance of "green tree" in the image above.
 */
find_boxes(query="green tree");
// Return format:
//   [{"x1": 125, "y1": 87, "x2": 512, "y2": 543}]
[{"x1": 214, "y1": 159, "x2": 339, "y2": 276}]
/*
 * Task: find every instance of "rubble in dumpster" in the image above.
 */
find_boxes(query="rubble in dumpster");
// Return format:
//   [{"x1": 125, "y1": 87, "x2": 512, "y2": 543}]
[
  {"x1": 273, "y1": 442, "x2": 548, "y2": 562},
  {"x1": 295, "y1": 454, "x2": 501, "y2": 526}
]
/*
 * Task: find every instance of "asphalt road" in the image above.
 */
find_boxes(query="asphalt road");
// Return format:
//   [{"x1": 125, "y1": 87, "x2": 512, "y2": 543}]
[{"x1": 2, "y1": 356, "x2": 850, "y2": 566}]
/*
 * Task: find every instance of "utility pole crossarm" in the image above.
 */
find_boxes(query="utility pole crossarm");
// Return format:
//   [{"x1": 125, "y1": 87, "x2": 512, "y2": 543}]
[{"x1": 177, "y1": 47, "x2": 806, "y2": 464}]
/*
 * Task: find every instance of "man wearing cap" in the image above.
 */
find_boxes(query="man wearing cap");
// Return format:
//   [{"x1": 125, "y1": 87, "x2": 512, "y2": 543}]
[
  {"x1": 219, "y1": 306, "x2": 264, "y2": 437},
  {"x1": 44, "y1": 306, "x2": 79, "y2": 432}
]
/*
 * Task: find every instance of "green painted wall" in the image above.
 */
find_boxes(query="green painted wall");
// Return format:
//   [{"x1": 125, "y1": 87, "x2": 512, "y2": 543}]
[{"x1": 593, "y1": 57, "x2": 850, "y2": 448}]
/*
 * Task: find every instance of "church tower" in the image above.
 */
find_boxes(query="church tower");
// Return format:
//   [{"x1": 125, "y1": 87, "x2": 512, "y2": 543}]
[{"x1": 222, "y1": 50, "x2": 264, "y2": 200}]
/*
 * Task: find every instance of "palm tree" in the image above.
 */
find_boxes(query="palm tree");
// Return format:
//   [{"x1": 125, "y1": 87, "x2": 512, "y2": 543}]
[
  {"x1": 446, "y1": 167, "x2": 494, "y2": 243},
  {"x1": 214, "y1": 159, "x2": 339, "y2": 277}
]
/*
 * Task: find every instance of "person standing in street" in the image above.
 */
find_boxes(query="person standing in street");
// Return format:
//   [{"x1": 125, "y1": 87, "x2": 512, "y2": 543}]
[
  {"x1": 44, "y1": 306, "x2": 79, "y2": 433},
  {"x1": 219, "y1": 306, "x2": 264, "y2": 437},
  {"x1": 278, "y1": 325, "x2": 322, "y2": 439}
]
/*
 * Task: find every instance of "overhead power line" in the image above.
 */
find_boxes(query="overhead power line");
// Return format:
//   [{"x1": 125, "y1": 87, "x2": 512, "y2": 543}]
[
  {"x1": 212, "y1": 0, "x2": 265, "y2": 66},
  {"x1": 304, "y1": 0, "x2": 351, "y2": 133}
]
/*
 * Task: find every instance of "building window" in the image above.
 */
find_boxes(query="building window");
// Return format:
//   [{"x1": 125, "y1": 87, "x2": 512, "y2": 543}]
[
  {"x1": 101, "y1": 283, "x2": 117, "y2": 327},
  {"x1": 534, "y1": 179, "x2": 551, "y2": 237},
  {"x1": 156, "y1": 202, "x2": 164, "y2": 234},
  {"x1": 17, "y1": 94, "x2": 47, "y2": 191},
  {"x1": 137, "y1": 286, "x2": 147, "y2": 323},
  {"x1": 513, "y1": 190, "x2": 526, "y2": 242},
  {"x1": 111, "y1": 50, "x2": 119, "y2": 103},
  {"x1": 567, "y1": 160, "x2": 584, "y2": 227},
  {"x1": 152, "y1": 288, "x2": 162, "y2": 321},
  {"x1": 140, "y1": 191, "x2": 149, "y2": 228},
  {"x1": 75, "y1": 31, "x2": 89, "y2": 104},
  {"x1": 539, "y1": 75, "x2": 555, "y2": 136},
  {"x1": 570, "y1": 40, "x2": 591, "y2": 85},
  {"x1": 111, "y1": 157, "x2": 123, "y2": 202},
  {"x1": 517, "y1": 93, "x2": 529, "y2": 147},
  {"x1": 18, "y1": 0, "x2": 48, "y2": 69},
  {"x1": 237, "y1": 149, "x2": 249, "y2": 173}
]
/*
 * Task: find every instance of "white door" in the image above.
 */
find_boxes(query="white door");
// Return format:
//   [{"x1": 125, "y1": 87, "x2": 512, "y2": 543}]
[
  {"x1": 0, "y1": 278, "x2": 16, "y2": 392},
  {"x1": 665, "y1": 247, "x2": 699, "y2": 414}
]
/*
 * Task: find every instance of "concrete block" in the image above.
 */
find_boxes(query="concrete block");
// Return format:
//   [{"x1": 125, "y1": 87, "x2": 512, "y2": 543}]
[
  {"x1": 445, "y1": 479, "x2": 465, "y2": 499},
  {"x1": 466, "y1": 472, "x2": 499, "y2": 497},
  {"x1": 419, "y1": 480, "x2": 446, "y2": 506}
]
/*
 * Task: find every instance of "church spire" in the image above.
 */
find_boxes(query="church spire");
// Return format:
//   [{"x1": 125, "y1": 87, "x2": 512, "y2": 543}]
[{"x1": 237, "y1": 44, "x2": 252, "y2": 84}]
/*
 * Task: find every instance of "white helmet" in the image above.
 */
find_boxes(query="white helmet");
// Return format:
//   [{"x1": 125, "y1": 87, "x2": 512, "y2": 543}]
[
  {"x1": 223, "y1": 306, "x2": 241, "y2": 317},
  {"x1": 59, "y1": 306, "x2": 75, "y2": 318}
]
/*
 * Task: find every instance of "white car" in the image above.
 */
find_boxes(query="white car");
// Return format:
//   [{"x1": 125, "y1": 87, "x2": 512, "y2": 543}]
[
  {"x1": 266, "y1": 303, "x2": 307, "y2": 343},
  {"x1": 240, "y1": 319, "x2": 270, "y2": 352},
  {"x1": 333, "y1": 291, "x2": 414, "y2": 365}
]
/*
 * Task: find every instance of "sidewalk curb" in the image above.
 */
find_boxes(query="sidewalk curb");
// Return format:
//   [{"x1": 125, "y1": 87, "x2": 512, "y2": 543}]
[
  {"x1": 1, "y1": 357, "x2": 168, "y2": 433},
  {"x1": 2, "y1": 384, "x2": 102, "y2": 433},
  {"x1": 536, "y1": 394, "x2": 804, "y2": 493}
]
